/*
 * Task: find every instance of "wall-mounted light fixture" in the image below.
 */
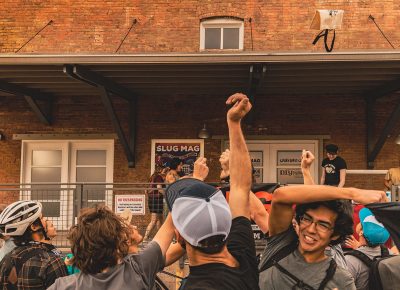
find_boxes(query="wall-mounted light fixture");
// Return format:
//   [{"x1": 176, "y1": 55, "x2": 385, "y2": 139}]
[{"x1": 198, "y1": 124, "x2": 211, "y2": 139}]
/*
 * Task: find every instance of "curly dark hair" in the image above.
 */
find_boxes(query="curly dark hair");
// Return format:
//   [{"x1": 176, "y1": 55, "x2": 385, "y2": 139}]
[
  {"x1": 295, "y1": 199, "x2": 353, "y2": 246},
  {"x1": 68, "y1": 205, "x2": 131, "y2": 274}
]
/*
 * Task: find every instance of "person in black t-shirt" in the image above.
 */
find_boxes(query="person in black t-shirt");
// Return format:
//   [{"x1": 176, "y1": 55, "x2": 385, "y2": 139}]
[
  {"x1": 164, "y1": 93, "x2": 259, "y2": 290},
  {"x1": 321, "y1": 144, "x2": 347, "y2": 187}
]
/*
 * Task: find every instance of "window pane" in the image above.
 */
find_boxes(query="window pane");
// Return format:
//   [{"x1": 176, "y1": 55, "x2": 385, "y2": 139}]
[
  {"x1": 83, "y1": 187, "x2": 106, "y2": 201},
  {"x1": 76, "y1": 167, "x2": 106, "y2": 182},
  {"x1": 31, "y1": 189, "x2": 61, "y2": 200},
  {"x1": 205, "y1": 28, "x2": 221, "y2": 49},
  {"x1": 31, "y1": 167, "x2": 61, "y2": 183},
  {"x1": 32, "y1": 150, "x2": 62, "y2": 166},
  {"x1": 41, "y1": 202, "x2": 60, "y2": 217},
  {"x1": 223, "y1": 28, "x2": 239, "y2": 49},
  {"x1": 77, "y1": 150, "x2": 106, "y2": 166}
]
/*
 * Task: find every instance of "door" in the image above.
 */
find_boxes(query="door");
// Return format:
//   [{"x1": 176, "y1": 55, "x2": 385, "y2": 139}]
[
  {"x1": 247, "y1": 141, "x2": 319, "y2": 184},
  {"x1": 22, "y1": 141, "x2": 69, "y2": 229}
]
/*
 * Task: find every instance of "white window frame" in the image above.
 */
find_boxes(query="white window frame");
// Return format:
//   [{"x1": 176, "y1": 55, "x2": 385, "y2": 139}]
[
  {"x1": 200, "y1": 18, "x2": 244, "y2": 50},
  {"x1": 21, "y1": 140, "x2": 114, "y2": 229}
]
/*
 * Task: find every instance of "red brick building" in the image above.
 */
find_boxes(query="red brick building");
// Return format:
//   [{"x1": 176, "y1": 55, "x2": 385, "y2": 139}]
[{"x1": 1, "y1": 1, "x2": 400, "y2": 230}]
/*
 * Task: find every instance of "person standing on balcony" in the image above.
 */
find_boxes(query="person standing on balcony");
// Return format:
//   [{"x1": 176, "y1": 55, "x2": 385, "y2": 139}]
[
  {"x1": 165, "y1": 157, "x2": 183, "y2": 184},
  {"x1": 144, "y1": 165, "x2": 167, "y2": 241},
  {"x1": 321, "y1": 144, "x2": 347, "y2": 187},
  {"x1": 384, "y1": 165, "x2": 400, "y2": 192}
]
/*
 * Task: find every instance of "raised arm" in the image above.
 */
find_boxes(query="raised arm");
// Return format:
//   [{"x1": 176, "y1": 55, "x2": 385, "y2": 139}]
[
  {"x1": 152, "y1": 214, "x2": 175, "y2": 257},
  {"x1": 226, "y1": 93, "x2": 252, "y2": 219},
  {"x1": 301, "y1": 150, "x2": 315, "y2": 185},
  {"x1": 269, "y1": 185, "x2": 387, "y2": 236}
]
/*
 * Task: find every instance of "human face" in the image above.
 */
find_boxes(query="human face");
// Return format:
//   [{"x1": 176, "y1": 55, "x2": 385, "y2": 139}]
[
  {"x1": 43, "y1": 217, "x2": 57, "y2": 239},
  {"x1": 298, "y1": 207, "x2": 337, "y2": 255},
  {"x1": 129, "y1": 225, "x2": 143, "y2": 245},
  {"x1": 326, "y1": 152, "x2": 337, "y2": 160},
  {"x1": 177, "y1": 162, "x2": 183, "y2": 172}
]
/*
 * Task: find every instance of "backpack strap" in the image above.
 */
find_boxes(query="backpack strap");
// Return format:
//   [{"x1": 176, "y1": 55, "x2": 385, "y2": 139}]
[
  {"x1": 273, "y1": 258, "x2": 336, "y2": 290},
  {"x1": 344, "y1": 250, "x2": 373, "y2": 267},
  {"x1": 259, "y1": 241, "x2": 298, "y2": 273},
  {"x1": 380, "y1": 245, "x2": 390, "y2": 258},
  {"x1": 318, "y1": 259, "x2": 337, "y2": 290}
]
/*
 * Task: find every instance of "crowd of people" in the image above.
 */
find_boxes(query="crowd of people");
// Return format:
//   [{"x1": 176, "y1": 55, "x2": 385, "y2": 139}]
[{"x1": 0, "y1": 93, "x2": 398, "y2": 290}]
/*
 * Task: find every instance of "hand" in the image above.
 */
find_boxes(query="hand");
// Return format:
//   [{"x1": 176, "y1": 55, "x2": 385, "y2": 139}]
[
  {"x1": 352, "y1": 189, "x2": 388, "y2": 205},
  {"x1": 193, "y1": 157, "x2": 209, "y2": 181},
  {"x1": 226, "y1": 93, "x2": 252, "y2": 122},
  {"x1": 301, "y1": 150, "x2": 315, "y2": 170},
  {"x1": 345, "y1": 235, "x2": 361, "y2": 249},
  {"x1": 219, "y1": 149, "x2": 230, "y2": 179}
]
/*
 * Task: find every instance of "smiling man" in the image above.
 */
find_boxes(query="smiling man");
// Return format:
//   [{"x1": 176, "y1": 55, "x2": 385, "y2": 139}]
[{"x1": 258, "y1": 181, "x2": 387, "y2": 289}]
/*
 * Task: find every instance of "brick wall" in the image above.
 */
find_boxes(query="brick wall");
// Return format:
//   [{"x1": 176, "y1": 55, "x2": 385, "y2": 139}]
[
  {"x1": 1, "y1": 1, "x2": 400, "y2": 221},
  {"x1": 1, "y1": 0, "x2": 399, "y2": 53},
  {"x1": 1, "y1": 91, "x2": 399, "y2": 188}
]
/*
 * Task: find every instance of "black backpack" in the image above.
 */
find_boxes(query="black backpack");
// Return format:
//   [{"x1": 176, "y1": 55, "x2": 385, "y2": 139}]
[
  {"x1": 259, "y1": 242, "x2": 337, "y2": 290},
  {"x1": 0, "y1": 247, "x2": 44, "y2": 290},
  {"x1": 345, "y1": 246, "x2": 400, "y2": 290}
]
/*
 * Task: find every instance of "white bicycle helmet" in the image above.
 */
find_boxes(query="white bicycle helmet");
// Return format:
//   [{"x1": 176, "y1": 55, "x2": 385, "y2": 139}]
[{"x1": 0, "y1": 200, "x2": 42, "y2": 236}]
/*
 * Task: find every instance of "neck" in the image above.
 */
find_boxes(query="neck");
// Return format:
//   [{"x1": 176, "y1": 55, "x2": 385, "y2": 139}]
[
  {"x1": 187, "y1": 245, "x2": 238, "y2": 267},
  {"x1": 298, "y1": 245, "x2": 328, "y2": 263}
]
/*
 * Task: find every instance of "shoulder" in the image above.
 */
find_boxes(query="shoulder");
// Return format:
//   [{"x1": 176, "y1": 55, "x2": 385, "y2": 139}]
[
  {"x1": 259, "y1": 227, "x2": 297, "y2": 271},
  {"x1": 48, "y1": 274, "x2": 77, "y2": 290},
  {"x1": 331, "y1": 264, "x2": 356, "y2": 288},
  {"x1": 321, "y1": 158, "x2": 329, "y2": 165},
  {"x1": 128, "y1": 241, "x2": 163, "y2": 264}
]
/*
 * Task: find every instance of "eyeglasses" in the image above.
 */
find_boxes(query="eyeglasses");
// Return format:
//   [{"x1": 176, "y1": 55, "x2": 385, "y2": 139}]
[{"x1": 299, "y1": 214, "x2": 333, "y2": 233}]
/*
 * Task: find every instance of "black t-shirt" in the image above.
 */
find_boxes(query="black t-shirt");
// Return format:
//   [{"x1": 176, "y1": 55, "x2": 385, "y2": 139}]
[
  {"x1": 321, "y1": 156, "x2": 347, "y2": 186},
  {"x1": 183, "y1": 217, "x2": 259, "y2": 290}
]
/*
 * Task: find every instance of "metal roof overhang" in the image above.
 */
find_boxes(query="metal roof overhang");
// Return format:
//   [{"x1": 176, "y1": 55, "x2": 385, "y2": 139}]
[{"x1": 0, "y1": 51, "x2": 400, "y2": 98}]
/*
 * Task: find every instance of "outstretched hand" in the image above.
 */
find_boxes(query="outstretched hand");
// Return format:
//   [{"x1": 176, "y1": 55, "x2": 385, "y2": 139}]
[
  {"x1": 226, "y1": 93, "x2": 252, "y2": 122},
  {"x1": 193, "y1": 157, "x2": 209, "y2": 181},
  {"x1": 353, "y1": 189, "x2": 388, "y2": 205},
  {"x1": 301, "y1": 150, "x2": 315, "y2": 170},
  {"x1": 219, "y1": 149, "x2": 230, "y2": 179}
]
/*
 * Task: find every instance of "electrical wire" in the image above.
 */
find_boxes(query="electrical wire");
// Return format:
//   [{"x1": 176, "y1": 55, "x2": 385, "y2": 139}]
[
  {"x1": 368, "y1": 15, "x2": 395, "y2": 49},
  {"x1": 115, "y1": 19, "x2": 137, "y2": 53},
  {"x1": 15, "y1": 20, "x2": 53, "y2": 53}
]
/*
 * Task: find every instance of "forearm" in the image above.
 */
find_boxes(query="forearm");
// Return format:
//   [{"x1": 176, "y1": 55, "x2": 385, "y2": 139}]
[
  {"x1": 302, "y1": 168, "x2": 315, "y2": 185},
  {"x1": 153, "y1": 214, "x2": 175, "y2": 256},
  {"x1": 338, "y1": 170, "x2": 346, "y2": 187},
  {"x1": 273, "y1": 185, "x2": 356, "y2": 205},
  {"x1": 320, "y1": 175, "x2": 325, "y2": 185},
  {"x1": 228, "y1": 120, "x2": 251, "y2": 216},
  {"x1": 165, "y1": 243, "x2": 185, "y2": 267},
  {"x1": 249, "y1": 192, "x2": 269, "y2": 233}
]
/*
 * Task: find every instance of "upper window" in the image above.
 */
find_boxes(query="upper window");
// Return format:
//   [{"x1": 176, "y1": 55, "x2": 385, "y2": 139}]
[{"x1": 200, "y1": 18, "x2": 244, "y2": 50}]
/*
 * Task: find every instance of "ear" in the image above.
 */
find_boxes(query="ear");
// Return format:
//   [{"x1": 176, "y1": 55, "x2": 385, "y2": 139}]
[{"x1": 30, "y1": 223, "x2": 41, "y2": 232}]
